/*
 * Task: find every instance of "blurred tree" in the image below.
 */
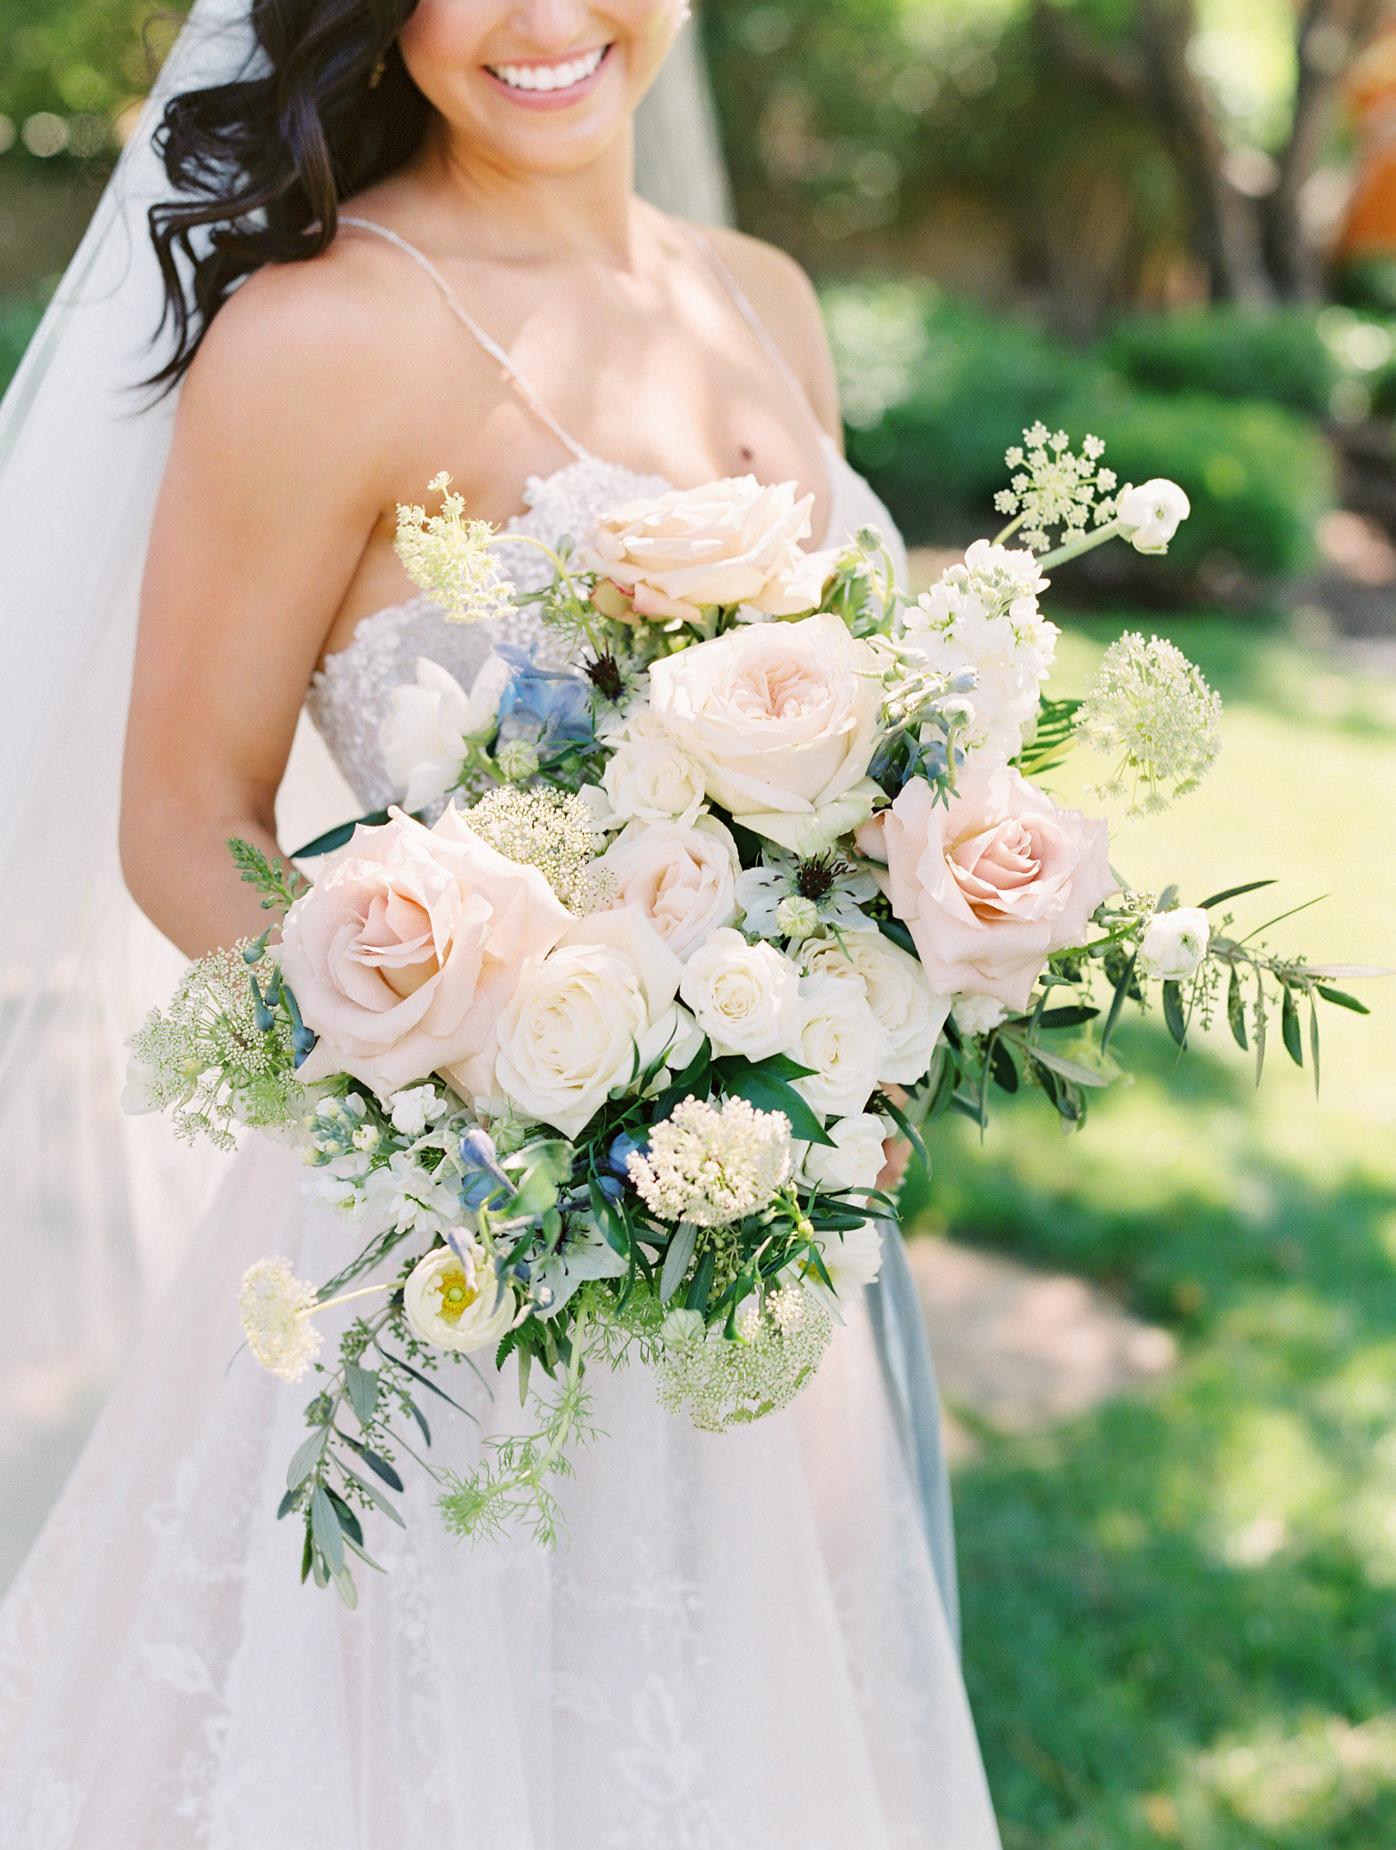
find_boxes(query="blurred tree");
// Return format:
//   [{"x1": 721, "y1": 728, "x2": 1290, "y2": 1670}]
[{"x1": 0, "y1": 0, "x2": 181, "y2": 154}]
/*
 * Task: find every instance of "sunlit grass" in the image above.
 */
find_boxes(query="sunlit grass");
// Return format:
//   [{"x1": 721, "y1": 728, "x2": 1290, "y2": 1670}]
[{"x1": 904, "y1": 611, "x2": 1396, "y2": 1847}]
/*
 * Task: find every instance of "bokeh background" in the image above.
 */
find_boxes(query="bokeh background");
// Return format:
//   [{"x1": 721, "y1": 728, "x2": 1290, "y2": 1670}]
[{"x1": 3, "y1": 4, "x2": 1395, "y2": 1845}]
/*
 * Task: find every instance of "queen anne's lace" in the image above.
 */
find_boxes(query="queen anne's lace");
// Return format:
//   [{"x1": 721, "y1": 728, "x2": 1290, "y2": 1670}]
[{"x1": 627, "y1": 1097, "x2": 793, "y2": 1227}]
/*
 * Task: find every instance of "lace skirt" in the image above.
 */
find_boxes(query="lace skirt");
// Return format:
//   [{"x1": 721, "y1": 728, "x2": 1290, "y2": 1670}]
[{"x1": 0, "y1": 1136, "x2": 1001, "y2": 1850}]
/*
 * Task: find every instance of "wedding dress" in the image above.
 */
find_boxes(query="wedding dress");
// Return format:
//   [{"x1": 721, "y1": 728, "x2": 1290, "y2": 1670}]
[{"x1": 0, "y1": 212, "x2": 1002, "y2": 1850}]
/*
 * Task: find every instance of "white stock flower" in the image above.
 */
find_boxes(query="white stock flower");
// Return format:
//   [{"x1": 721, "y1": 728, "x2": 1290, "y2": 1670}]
[
  {"x1": 1138, "y1": 906, "x2": 1211, "y2": 981},
  {"x1": 404, "y1": 1241, "x2": 516, "y2": 1353},
  {"x1": 791, "y1": 974, "x2": 887, "y2": 1119},
  {"x1": 1116, "y1": 479, "x2": 1191, "y2": 554},
  {"x1": 380, "y1": 654, "x2": 511, "y2": 812},
  {"x1": 388, "y1": 1084, "x2": 448, "y2": 1140},
  {"x1": 493, "y1": 907, "x2": 685, "y2": 1138},
  {"x1": 679, "y1": 928, "x2": 803, "y2": 1061},
  {"x1": 627, "y1": 1095, "x2": 794, "y2": 1226},
  {"x1": 597, "y1": 710, "x2": 708, "y2": 828},
  {"x1": 598, "y1": 815, "x2": 740, "y2": 960},
  {"x1": 647, "y1": 613, "x2": 884, "y2": 853},
  {"x1": 361, "y1": 1150, "x2": 463, "y2": 1237},
  {"x1": 238, "y1": 1257, "x2": 322, "y2": 1383},
  {"x1": 951, "y1": 994, "x2": 1010, "y2": 1036},
  {"x1": 902, "y1": 541, "x2": 1058, "y2": 768},
  {"x1": 800, "y1": 1112, "x2": 890, "y2": 1193},
  {"x1": 798, "y1": 929, "x2": 950, "y2": 1086}
]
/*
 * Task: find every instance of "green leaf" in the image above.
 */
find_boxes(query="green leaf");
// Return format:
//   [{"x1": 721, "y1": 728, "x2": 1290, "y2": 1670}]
[
  {"x1": 344, "y1": 1363, "x2": 379, "y2": 1430},
  {"x1": 286, "y1": 1429, "x2": 327, "y2": 1493},
  {"x1": 1100, "y1": 950, "x2": 1139, "y2": 1055},
  {"x1": 1020, "y1": 1043, "x2": 1110, "y2": 1087},
  {"x1": 989, "y1": 1039, "x2": 1019, "y2": 1094},
  {"x1": 374, "y1": 1348, "x2": 472, "y2": 1415},
  {"x1": 589, "y1": 1177, "x2": 633, "y2": 1259},
  {"x1": 404, "y1": 1397, "x2": 432, "y2": 1447},
  {"x1": 291, "y1": 810, "x2": 390, "y2": 859},
  {"x1": 1227, "y1": 967, "x2": 1248, "y2": 1051},
  {"x1": 1281, "y1": 985, "x2": 1303, "y2": 1067},
  {"x1": 717, "y1": 1063, "x2": 832, "y2": 1146},
  {"x1": 877, "y1": 1089, "x2": 928, "y2": 1168},
  {"x1": 276, "y1": 1486, "x2": 299, "y2": 1522},
  {"x1": 1315, "y1": 984, "x2": 1371, "y2": 1015},
  {"x1": 685, "y1": 1247, "x2": 717, "y2": 1313},
  {"x1": 310, "y1": 1484, "x2": 345, "y2": 1576},
  {"x1": 875, "y1": 915, "x2": 918, "y2": 959},
  {"x1": 919, "y1": 1050, "x2": 958, "y2": 1127},
  {"x1": 1309, "y1": 996, "x2": 1321, "y2": 1099},
  {"x1": 660, "y1": 1222, "x2": 698, "y2": 1302},
  {"x1": 1254, "y1": 972, "x2": 1268, "y2": 1087},
  {"x1": 339, "y1": 1432, "x2": 405, "y2": 1493},
  {"x1": 300, "y1": 1526, "x2": 315, "y2": 1585},
  {"x1": 1036, "y1": 1005, "x2": 1100, "y2": 1030},
  {"x1": 1161, "y1": 981, "x2": 1188, "y2": 1048},
  {"x1": 324, "y1": 1486, "x2": 364, "y2": 1548},
  {"x1": 331, "y1": 1564, "x2": 359, "y2": 1609},
  {"x1": 339, "y1": 1462, "x2": 407, "y2": 1529},
  {"x1": 1198, "y1": 878, "x2": 1277, "y2": 911}
]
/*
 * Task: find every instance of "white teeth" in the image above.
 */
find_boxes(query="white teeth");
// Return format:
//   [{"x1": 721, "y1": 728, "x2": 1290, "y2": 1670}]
[{"x1": 490, "y1": 46, "x2": 606, "y2": 93}]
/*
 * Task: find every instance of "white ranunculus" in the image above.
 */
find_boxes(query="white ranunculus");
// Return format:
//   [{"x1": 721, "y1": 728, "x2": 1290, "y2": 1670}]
[
  {"x1": 800, "y1": 1112, "x2": 891, "y2": 1193},
  {"x1": 647, "y1": 613, "x2": 885, "y2": 854},
  {"x1": 380, "y1": 653, "x2": 512, "y2": 812},
  {"x1": 493, "y1": 907, "x2": 685, "y2": 1138},
  {"x1": 1138, "y1": 906, "x2": 1211, "y2": 981},
  {"x1": 678, "y1": 927, "x2": 803, "y2": 1061},
  {"x1": 1116, "y1": 480, "x2": 1191, "y2": 555},
  {"x1": 597, "y1": 710, "x2": 708, "y2": 829},
  {"x1": 799, "y1": 929, "x2": 950, "y2": 1086},
  {"x1": 951, "y1": 993, "x2": 1010, "y2": 1036},
  {"x1": 805, "y1": 1218, "x2": 885, "y2": 1316},
  {"x1": 791, "y1": 974, "x2": 887, "y2": 1119},
  {"x1": 577, "y1": 475, "x2": 834, "y2": 622},
  {"x1": 598, "y1": 815, "x2": 740, "y2": 960},
  {"x1": 403, "y1": 1241, "x2": 516, "y2": 1353}
]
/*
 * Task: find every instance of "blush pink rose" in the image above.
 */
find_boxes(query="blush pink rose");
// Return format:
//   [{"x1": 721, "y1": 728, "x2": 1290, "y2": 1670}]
[
  {"x1": 280, "y1": 806, "x2": 571, "y2": 1100},
  {"x1": 861, "y1": 770, "x2": 1116, "y2": 1012}
]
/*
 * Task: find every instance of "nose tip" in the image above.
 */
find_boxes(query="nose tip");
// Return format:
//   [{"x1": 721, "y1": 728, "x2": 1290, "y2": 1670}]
[{"x1": 506, "y1": 0, "x2": 590, "y2": 52}]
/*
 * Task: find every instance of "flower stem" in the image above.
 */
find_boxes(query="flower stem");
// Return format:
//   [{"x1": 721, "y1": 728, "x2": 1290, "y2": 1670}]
[{"x1": 1038, "y1": 518, "x2": 1124, "y2": 572}]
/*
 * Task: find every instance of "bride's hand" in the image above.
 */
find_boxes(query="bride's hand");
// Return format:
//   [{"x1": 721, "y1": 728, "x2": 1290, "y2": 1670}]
[{"x1": 876, "y1": 1085, "x2": 913, "y2": 1196}]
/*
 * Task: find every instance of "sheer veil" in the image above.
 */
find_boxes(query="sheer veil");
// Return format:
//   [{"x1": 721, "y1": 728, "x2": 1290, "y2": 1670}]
[{"x1": 0, "y1": 1, "x2": 733, "y2": 1583}]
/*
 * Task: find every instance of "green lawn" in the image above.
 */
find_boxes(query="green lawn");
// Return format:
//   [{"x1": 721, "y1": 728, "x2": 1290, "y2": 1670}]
[{"x1": 905, "y1": 613, "x2": 1396, "y2": 1848}]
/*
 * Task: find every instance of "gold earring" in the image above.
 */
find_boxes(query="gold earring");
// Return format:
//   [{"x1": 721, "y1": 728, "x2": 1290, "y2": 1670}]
[{"x1": 369, "y1": 57, "x2": 387, "y2": 90}]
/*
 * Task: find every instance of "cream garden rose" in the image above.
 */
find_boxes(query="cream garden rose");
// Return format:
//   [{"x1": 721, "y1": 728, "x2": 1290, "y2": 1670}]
[
  {"x1": 678, "y1": 928, "x2": 802, "y2": 1060},
  {"x1": 597, "y1": 710, "x2": 708, "y2": 828},
  {"x1": 577, "y1": 475, "x2": 834, "y2": 623},
  {"x1": 403, "y1": 1241, "x2": 516, "y2": 1353},
  {"x1": 647, "y1": 612, "x2": 884, "y2": 853},
  {"x1": 860, "y1": 769, "x2": 1116, "y2": 1014},
  {"x1": 800, "y1": 1112, "x2": 891, "y2": 1193},
  {"x1": 380, "y1": 653, "x2": 511, "y2": 812},
  {"x1": 798, "y1": 928, "x2": 949, "y2": 1086},
  {"x1": 280, "y1": 807, "x2": 571, "y2": 1100},
  {"x1": 598, "y1": 815, "x2": 740, "y2": 961},
  {"x1": 791, "y1": 973, "x2": 887, "y2": 1119},
  {"x1": 492, "y1": 907, "x2": 689, "y2": 1138}
]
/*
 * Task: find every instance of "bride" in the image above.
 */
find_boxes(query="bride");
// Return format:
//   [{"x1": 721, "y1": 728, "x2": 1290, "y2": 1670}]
[{"x1": 0, "y1": 2, "x2": 1003, "y2": 1844}]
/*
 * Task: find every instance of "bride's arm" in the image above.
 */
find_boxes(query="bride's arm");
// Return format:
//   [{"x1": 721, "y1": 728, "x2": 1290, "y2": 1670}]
[{"x1": 121, "y1": 259, "x2": 414, "y2": 959}]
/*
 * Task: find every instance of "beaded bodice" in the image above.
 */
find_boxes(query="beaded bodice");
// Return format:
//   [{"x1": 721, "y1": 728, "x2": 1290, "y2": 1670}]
[{"x1": 306, "y1": 440, "x2": 908, "y2": 812}]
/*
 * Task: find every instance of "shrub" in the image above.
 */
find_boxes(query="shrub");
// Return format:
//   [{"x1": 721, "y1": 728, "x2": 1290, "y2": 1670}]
[{"x1": 1103, "y1": 308, "x2": 1337, "y2": 417}]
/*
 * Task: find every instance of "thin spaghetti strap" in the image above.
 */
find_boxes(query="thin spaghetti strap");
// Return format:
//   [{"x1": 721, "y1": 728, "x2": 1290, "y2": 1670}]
[
  {"x1": 681, "y1": 223, "x2": 829, "y2": 441},
  {"x1": 339, "y1": 215, "x2": 593, "y2": 465}
]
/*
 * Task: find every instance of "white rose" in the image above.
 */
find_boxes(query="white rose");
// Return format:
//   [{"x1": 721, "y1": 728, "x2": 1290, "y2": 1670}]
[
  {"x1": 1116, "y1": 479, "x2": 1191, "y2": 554},
  {"x1": 791, "y1": 974, "x2": 887, "y2": 1119},
  {"x1": 647, "y1": 612, "x2": 885, "y2": 854},
  {"x1": 577, "y1": 475, "x2": 835, "y2": 622},
  {"x1": 805, "y1": 1218, "x2": 885, "y2": 1316},
  {"x1": 679, "y1": 928, "x2": 803, "y2": 1060},
  {"x1": 800, "y1": 1113, "x2": 890, "y2": 1193},
  {"x1": 1138, "y1": 906, "x2": 1210, "y2": 981},
  {"x1": 598, "y1": 815, "x2": 740, "y2": 960},
  {"x1": 799, "y1": 929, "x2": 950, "y2": 1086},
  {"x1": 493, "y1": 907, "x2": 685, "y2": 1137},
  {"x1": 403, "y1": 1241, "x2": 516, "y2": 1353},
  {"x1": 380, "y1": 653, "x2": 512, "y2": 812},
  {"x1": 597, "y1": 710, "x2": 708, "y2": 828}
]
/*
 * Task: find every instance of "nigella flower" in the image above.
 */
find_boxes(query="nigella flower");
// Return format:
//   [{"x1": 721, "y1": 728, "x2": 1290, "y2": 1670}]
[
  {"x1": 1074, "y1": 631, "x2": 1222, "y2": 814},
  {"x1": 627, "y1": 1096, "x2": 793, "y2": 1228},
  {"x1": 736, "y1": 848, "x2": 880, "y2": 940},
  {"x1": 237, "y1": 1256, "x2": 323, "y2": 1383}
]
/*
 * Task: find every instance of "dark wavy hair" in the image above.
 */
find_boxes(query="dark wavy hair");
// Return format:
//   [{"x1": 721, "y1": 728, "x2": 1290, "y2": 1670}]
[{"x1": 147, "y1": 0, "x2": 430, "y2": 390}]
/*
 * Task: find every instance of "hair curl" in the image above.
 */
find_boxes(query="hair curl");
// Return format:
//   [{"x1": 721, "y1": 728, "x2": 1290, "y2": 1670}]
[{"x1": 147, "y1": 0, "x2": 430, "y2": 390}]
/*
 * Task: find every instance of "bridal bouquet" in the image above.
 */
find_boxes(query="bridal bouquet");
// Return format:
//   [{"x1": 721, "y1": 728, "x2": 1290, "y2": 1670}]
[{"x1": 128, "y1": 427, "x2": 1379, "y2": 1603}]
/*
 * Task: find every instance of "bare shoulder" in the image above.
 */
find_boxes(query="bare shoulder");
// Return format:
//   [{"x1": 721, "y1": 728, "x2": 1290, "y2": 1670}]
[{"x1": 698, "y1": 225, "x2": 843, "y2": 441}]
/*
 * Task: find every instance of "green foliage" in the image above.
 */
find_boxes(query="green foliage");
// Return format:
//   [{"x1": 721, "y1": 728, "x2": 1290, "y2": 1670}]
[
  {"x1": 0, "y1": 295, "x2": 43, "y2": 397},
  {"x1": 1104, "y1": 307, "x2": 1340, "y2": 418},
  {"x1": 0, "y1": 0, "x2": 186, "y2": 152}
]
